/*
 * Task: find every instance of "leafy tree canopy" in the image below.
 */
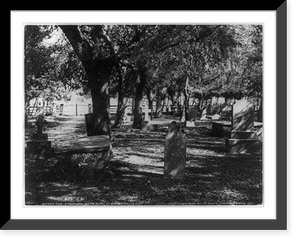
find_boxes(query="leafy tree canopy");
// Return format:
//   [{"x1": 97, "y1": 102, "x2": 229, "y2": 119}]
[{"x1": 25, "y1": 24, "x2": 262, "y2": 107}]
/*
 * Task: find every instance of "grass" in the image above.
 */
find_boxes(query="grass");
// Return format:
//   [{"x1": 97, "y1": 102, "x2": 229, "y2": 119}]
[{"x1": 25, "y1": 115, "x2": 263, "y2": 205}]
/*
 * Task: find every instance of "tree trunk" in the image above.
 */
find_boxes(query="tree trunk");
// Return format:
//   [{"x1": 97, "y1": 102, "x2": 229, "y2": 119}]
[
  {"x1": 25, "y1": 99, "x2": 30, "y2": 128},
  {"x1": 171, "y1": 96, "x2": 177, "y2": 114},
  {"x1": 113, "y1": 97, "x2": 128, "y2": 128},
  {"x1": 154, "y1": 91, "x2": 162, "y2": 118},
  {"x1": 258, "y1": 97, "x2": 263, "y2": 122},
  {"x1": 59, "y1": 25, "x2": 115, "y2": 138},
  {"x1": 180, "y1": 104, "x2": 185, "y2": 122},
  {"x1": 85, "y1": 66, "x2": 112, "y2": 137},
  {"x1": 113, "y1": 68, "x2": 127, "y2": 128},
  {"x1": 184, "y1": 76, "x2": 190, "y2": 121},
  {"x1": 161, "y1": 99, "x2": 166, "y2": 113},
  {"x1": 183, "y1": 91, "x2": 190, "y2": 121},
  {"x1": 146, "y1": 87, "x2": 153, "y2": 120},
  {"x1": 133, "y1": 67, "x2": 147, "y2": 129},
  {"x1": 176, "y1": 92, "x2": 183, "y2": 119},
  {"x1": 198, "y1": 97, "x2": 205, "y2": 118}
]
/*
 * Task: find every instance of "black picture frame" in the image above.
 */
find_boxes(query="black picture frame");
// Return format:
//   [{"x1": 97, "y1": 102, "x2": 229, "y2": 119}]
[{"x1": 4, "y1": 1, "x2": 287, "y2": 230}]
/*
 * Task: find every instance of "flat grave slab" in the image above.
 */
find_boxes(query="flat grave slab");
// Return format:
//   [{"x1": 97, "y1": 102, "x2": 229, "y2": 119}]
[
  {"x1": 70, "y1": 135, "x2": 112, "y2": 175},
  {"x1": 212, "y1": 120, "x2": 263, "y2": 138},
  {"x1": 225, "y1": 99, "x2": 260, "y2": 154},
  {"x1": 225, "y1": 138, "x2": 260, "y2": 154},
  {"x1": 70, "y1": 135, "x2": 110, "y2": 153}
]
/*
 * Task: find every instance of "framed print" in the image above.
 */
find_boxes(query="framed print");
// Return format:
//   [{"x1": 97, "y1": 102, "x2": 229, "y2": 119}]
[{"x1": 4, "y1": 1, "x2": 287, "y2": 230}]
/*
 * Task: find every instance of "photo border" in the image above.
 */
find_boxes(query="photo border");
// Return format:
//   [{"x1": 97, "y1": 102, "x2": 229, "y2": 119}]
[{"x1": 4, "y1": 1, "x2": 287, "y2": 230}]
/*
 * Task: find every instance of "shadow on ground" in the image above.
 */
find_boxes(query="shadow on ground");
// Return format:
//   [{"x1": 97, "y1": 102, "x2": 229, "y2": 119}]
[{"x1": 25, "y1": 116, "x2": 263, "y2": 206}]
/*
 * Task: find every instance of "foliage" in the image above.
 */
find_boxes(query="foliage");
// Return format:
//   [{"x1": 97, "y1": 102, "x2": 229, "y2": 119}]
[
  {"x1": 146, "y1": 25, "x2": 262, "y2": 103},
  {"x1": 25, "y1": 24, "x2": 262, "y2": 119},
  {"x1": 134, "y1": 25, "x2": 262, "y2": 120},
  {"x1": 25, "y1": 25, "x2": 54, "y2": 104},
  {"x1": 25, "y1": 25, "x2": 89, "y2": 108}
]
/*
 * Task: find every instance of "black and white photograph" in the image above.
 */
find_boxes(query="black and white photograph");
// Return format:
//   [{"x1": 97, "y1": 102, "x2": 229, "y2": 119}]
[{"x1": 24, "y1": 24, "x2": 263, "y2": 206}]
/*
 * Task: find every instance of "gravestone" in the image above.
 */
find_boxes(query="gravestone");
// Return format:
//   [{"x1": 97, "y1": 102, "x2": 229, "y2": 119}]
[
  {"x1": 188, "y1": 106, "x2": 197, "y2": 121},
  {"x1": 85, "y1": 113, "x2": 110, "y2": 136},
  {"x1": 211, "y1": 120, "x2": 231, "y2": 137},
  {"x1": 232, "y1": 100, "x2": 254, "y2": 131},
  {"x1": 122, "y1": 114, "x2": 131, "y2": 125},
  {"x1": 142, "y1": 122, "x2": 160, "y2": 132},
  {"x1": 200, "y1": 108, "x2": 207, "y2": 120},
  {"x1": 164, "y1": 121, "x2": 187, "y2": 179},
  {"x1": 26, "y1": 114, "x2": 52, "y2": 156},
  {"x1": 257, "y1": 105, "x2": 263, "y2": 122},
  {"x1": 70, "y1": 135, "x2": 112, "y2": 178},
  {"x1": 225, "y1": 100, "x2": 258, "y2": 154},
  {"x1": 220, "y1": 105, "x2": 231, "y2": 120},
  {"x1": 148, "y1": 124, "x2": 158, "y2": 131},
  {"x1": 211, "y1": 114, "x2": 220, "y2": 120},
  {"x1": 185, "y1": 120, "x2": 195, "y2": 127}
]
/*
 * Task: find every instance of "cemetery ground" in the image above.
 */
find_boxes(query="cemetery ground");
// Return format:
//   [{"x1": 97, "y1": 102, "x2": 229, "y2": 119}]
[{"x1": 25, "y1": 115, "x2": 263, "y2": 206}]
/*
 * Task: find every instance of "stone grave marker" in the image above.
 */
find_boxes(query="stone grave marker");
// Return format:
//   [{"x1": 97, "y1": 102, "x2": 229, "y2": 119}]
[
  {"x1": 185, "y1": 106, "x2": 197, "y2": 127},
  {"x1": 188, "y1": 106, "x2": 197, "y2": 121},
  {"x1": 141, "y1": 123, "x2": 149, "y2": 132},
  {"x1": 164, "y1": 121, "x2": 187, "y2": 179},
  {"x1": 185, "y1": 120, "x2": 195, "y2": 127},
  {"x1": 232, "y1": 99, "x2": 254, "y2": 131},
  {"x1": 220, "y1": 105, "x2": 231, "y2": 119},
  {"x1": 211, "y1": 114, "x2": 220, "y2": 120},
  {"x1": 121, "y1": 112, "x2": 133, "y2": 125},
  {"x1": 149, "y1": 124, "x2": 158, "y2": 131},
  {"x1": 225, "y1": 99, "x2": 258, "y2": 154},
  {"x1": 26, "y1": 114, "x2": 52, "y2": 156},
  {"x1": 70, "y1": 135, "x2": 112, "y2": 177},
  {"x1": 123, "y1": 114, "x2": 131, "y2": 124},
  {"x1": 85, "y1": 113, "x2": 110, "y2": 136},
  {"x1": 200, "y1": 108, "x2": 207, "y2": 120}
]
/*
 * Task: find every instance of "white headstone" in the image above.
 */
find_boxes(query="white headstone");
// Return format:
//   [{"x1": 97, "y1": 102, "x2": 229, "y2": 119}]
[
  {"x1": 232, "y1": 100, "x2": 254, "y2": 131},
  {"x1": 164, "y1": 121, "x2": 187, "y2": 179},
  {"x1": 186, "y1": 121, "x2": 195, "y2": 127},
  {"x1": 212, "y1": 114, "x2": 220, "y2": 120},
  {"x1": 200, "y1": 108, "x2": 207, "y2": 120}
]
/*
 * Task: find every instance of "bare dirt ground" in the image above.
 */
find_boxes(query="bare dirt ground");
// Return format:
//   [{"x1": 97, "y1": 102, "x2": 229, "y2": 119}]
[{"x1": 25, "y1": 115, "x2": 263, "y2": 205}]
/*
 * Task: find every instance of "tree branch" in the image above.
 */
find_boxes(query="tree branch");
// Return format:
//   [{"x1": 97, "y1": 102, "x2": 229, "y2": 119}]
[
  {"x1": 203, "y1": 74, "x2": 220, "y2": 84},
  {"x1": 99, "y1": 32, "x2": 115, "y2": 56},
  {"x1": 154, "y1": 41, "x2": 181, "y2": 54},
  {"x1": 90, "y1": 25, "x2": 116, "y2": 56},
  {"x1": 59, "y1": 25, "x2": 92, "y2": 67},
  {"x1": 125, "y1": 25, "x2": 147, "y2": 50}
]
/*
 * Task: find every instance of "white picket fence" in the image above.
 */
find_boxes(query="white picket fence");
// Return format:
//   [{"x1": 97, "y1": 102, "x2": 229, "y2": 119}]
[{"x1": 62, "y1": 104, "x2": 90, "y2": 116}]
